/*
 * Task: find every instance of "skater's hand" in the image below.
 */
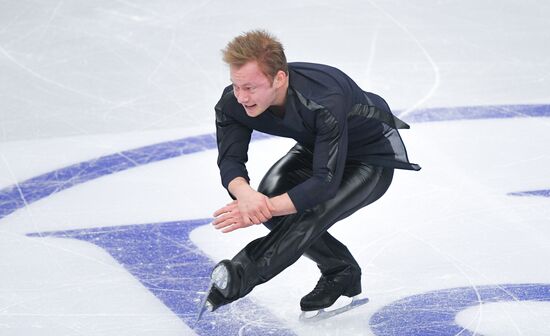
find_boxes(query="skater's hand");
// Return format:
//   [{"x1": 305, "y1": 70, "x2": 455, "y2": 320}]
[
  {"x1": 235, "y1": 189, "x2": 275, "y2": 225},
  {"x1": 226, "y1": 178, "x2": 275, "y2": 226},
  {"x1": 212, "y1": 196, "x2": 275, "y2": 233},
  {"x1": 212, "y1": 201, "x2": 252, "y2": 233}
]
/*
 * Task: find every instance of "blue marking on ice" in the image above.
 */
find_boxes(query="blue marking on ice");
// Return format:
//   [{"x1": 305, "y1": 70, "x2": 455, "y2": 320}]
[
  {"x1": 402, "y1": 104, "x2": 550, "y2": 123},
  {"x1": 0, "y1": 132, "x2": 270, "y2": 221},
  {"x1": 369, "y1": 283, "x2": 550, "y2": 336},
  {"x1": 508, "y1": 189, "x2": 550, "y2": 197},
  {"x1": 27, "y1": 219, "x2": 297, "y2": 336},
  {"x1": 1, "y1": 104, "x2": 548, "y2": 222}
]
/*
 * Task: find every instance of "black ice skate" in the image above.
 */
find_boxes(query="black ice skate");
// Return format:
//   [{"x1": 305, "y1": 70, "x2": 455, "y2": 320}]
[
  {"x1": 299, "y1": 267, "x2": 368, "y2": 322},
  {"x1": 196, "y1": 259, "x2": 238, "y2": 322}
]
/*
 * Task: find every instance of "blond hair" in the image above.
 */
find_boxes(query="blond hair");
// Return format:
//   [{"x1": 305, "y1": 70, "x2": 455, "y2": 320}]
[{"x1": 222, "y1": 29, "x2": 288, "y2": 81}]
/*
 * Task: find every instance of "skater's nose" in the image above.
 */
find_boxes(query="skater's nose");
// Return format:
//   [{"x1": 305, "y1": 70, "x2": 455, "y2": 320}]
[{"x1": 234, "y1": 87, "x2": 250, "y2": 104}]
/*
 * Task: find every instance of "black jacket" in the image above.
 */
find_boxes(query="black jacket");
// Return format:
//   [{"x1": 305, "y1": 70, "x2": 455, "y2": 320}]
[{"x1": 215, "y1": 62, "x2": 420, "y2": 211}]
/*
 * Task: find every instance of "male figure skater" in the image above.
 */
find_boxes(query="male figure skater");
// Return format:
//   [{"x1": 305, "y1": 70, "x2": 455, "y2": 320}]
[{"x1": 205, "y1": 29, "x2": 420, "y2": 316}]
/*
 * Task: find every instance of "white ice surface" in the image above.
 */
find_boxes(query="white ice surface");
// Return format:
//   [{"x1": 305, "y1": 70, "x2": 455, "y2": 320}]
[
  {"x1": 1, "y1": 0, "x2": 549, "y2": 141},
  {"x1": 1, "y1": 0, "x2": 550, "y2": 335}
]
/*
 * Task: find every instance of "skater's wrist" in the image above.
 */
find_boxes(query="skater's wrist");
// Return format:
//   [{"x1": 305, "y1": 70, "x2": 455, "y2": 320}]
[
  {"x1": 269, "y1": 193, "x2": 297, "y2": 216},
  {"x1": 228, "y1": 177, "x2": 253, "y2": 199}
]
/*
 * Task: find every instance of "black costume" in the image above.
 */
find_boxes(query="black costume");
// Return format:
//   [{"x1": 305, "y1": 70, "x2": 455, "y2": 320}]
[{"x1": 213, "y1": 62, "x2": 420, "y2": 309}]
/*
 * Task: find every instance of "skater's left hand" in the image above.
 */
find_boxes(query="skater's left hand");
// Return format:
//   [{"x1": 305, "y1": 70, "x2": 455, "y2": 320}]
[{"x1": 212, "y1": 200, "x2": 255, "y2": 233}]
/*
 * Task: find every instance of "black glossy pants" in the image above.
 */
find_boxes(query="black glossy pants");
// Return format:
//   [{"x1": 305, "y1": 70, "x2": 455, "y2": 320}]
[{"x1": 227, "y1": 143, "x2": 394, "y2": 301}]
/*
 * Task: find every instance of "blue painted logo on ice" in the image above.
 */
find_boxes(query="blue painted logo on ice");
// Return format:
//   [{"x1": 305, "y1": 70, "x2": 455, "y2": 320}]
[{"x1": 1, "y1": 104, "x2": 549, "y2": 335}]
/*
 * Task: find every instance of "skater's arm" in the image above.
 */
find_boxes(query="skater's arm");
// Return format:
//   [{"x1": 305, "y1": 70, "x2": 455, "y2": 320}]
[
  {"x1": 228, "y1": 178, "x2": 296, "y2": 218},
  {"x1": 215, "y1": 93, "x2": 253, "y2": 198}
]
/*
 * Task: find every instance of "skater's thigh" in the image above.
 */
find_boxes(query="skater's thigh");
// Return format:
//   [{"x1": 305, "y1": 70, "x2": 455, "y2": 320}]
[
  {"x1": 257, "y1": 143, "x2": 313, "y2": 197},
  {"x1": 321, "y1": 163, "x2": 394, "y2": 225},
  {"x1": 261, "y1": 164, "x2": 392, "y2": 249}
]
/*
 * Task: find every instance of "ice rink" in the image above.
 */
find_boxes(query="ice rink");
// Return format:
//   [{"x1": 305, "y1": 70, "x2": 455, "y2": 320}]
[{"x1": 1, "y1": 1, "x2": 550, "y2": 335}]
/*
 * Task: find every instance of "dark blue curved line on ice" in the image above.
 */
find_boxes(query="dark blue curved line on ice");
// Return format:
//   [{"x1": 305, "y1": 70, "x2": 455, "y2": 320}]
[
  {"x1": 508, "y1": 189, "x2": 550, "y2": 197},
  {"x1": 27, "y1": 218, "x2": 295, "y2": 336},
  {"x1": 0, "y1": 104, "x2": 545, "y2": 335},
  {"x1": 404, "y1": 103, "x2": 550, "y2": 123},
  {"x1": 2, "y1": 104, "x2": 548, "y2": 221},
  {"x1": 0, "y1": 132, "x2": 269, "y2": 221},
  {"x1": 369, "y1": 283, "x2": 550, "y2": 336}
]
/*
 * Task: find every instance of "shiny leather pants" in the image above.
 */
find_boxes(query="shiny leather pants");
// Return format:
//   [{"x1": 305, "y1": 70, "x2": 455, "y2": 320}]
[{"x1": 227, "y1": 143, "x2": 394, "y2": 301}]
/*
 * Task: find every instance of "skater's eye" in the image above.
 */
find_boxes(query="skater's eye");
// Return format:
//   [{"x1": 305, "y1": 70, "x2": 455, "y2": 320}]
[{"x1": 233, "y1": 85, "x2": 257, "y2": 94}]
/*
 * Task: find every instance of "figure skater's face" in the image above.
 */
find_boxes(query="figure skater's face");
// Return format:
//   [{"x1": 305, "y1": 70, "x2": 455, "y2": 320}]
[{"x1": 230, "y1": 61, "x2": 286, "y2": 117}]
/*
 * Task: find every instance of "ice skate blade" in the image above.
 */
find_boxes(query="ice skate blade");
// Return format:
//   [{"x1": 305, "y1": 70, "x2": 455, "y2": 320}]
[
  {"x1": 195, "y1": 284, "x2": 214, "y2": 323},
  {"x1": 299, "y1": 296, "x2": 369, "y2": 323}
]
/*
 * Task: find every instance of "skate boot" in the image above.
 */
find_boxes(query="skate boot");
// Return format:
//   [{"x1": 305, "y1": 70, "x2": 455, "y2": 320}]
[
  {"x1": 210, "y1": 259, "x2": 235, "y2": 298},
  {"x1": 300, "y1": 266, "x2": 361, "y2": 312},
  {"x1": 207, "y1": 259, "x2": 240, "y2": 309},
  {"x1": 196, "y1": 260, "x2": 239, "y2": 321}
]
